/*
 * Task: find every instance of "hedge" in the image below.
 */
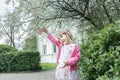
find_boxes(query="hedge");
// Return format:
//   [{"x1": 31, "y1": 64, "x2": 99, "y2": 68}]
[
  {"x1": 79, "y1": 23, "x2": 120, "y2": 80},
  {"x1": 0, "y1": 51, "x2": 41, "y2": 72},
  {"x1": 0, "y1": 44, "x2": 17, "y2": 54}
]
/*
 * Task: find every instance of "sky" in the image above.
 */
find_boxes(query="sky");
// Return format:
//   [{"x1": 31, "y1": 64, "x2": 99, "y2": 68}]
[
  {"x1": 0, "y1": 1, "x2": 7, "y2": 16},
  {"x1": 0, "y1": 1, "x2": 7, "y2": 44},
  {"x1": 0, "y1": 1, "x2": 25, "y2": 50},
  {"x1": 0, "y1": 0, "x2": 17, "y2": 16}
]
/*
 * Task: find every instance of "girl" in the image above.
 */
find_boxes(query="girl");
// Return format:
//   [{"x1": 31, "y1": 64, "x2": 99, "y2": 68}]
[{"x1": 38, "y1": 28, "x2": 80, "y2": 80}]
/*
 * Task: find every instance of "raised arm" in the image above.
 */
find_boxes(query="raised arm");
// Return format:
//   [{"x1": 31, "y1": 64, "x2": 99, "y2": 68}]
[
  {"x1": 47, "y1": 34, "x2": 61, "y2": 47},
  {"x1": 38, "y1": 28, "x2": 61, "y2": 47}
]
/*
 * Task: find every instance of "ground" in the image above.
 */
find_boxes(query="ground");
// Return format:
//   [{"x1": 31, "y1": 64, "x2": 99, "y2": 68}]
[{"x1": 0, "y1": 69, "x2": 55, "y2": 80}]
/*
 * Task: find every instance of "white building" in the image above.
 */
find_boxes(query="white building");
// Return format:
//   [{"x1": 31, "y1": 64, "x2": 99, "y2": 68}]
[{"x1": 37, "y1": 32, "x2": 57, "y2": 63}]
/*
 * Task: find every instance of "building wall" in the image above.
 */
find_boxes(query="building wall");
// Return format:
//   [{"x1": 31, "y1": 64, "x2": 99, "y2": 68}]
[{"x1": 37, "y1": 33, "x2": 57, "y2": 63}]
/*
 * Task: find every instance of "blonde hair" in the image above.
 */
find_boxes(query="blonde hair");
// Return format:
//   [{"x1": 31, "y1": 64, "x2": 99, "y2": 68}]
[{"x1": 57, "y1": 29, "x2": 75, "y2": 43}]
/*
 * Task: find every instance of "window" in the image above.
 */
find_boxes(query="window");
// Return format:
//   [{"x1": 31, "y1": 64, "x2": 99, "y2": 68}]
[
  {"x1": 43, "y1": 45, "x2": 47, "y2": 54},
  {"x1": 53, "y1": 45, "x2": 56, "y2": 53}
]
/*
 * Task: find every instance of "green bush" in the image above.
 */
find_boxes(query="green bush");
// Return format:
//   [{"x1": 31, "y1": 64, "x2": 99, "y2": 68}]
[
  {"x1": 0, "y1": 44, "x2": 17, "y2": 54},
  {"x1": 79, "y1": 24, "x2": 120, "y2": 80},
  {"x1": 0, "y1": 51, "x2": 41, "y2": 72},
  {"x1": 96, "y1": 75, "x2": 120, "y2": 80},
  {"x1": 23, "y1": 36, "x2": 37, "y2": 51}
]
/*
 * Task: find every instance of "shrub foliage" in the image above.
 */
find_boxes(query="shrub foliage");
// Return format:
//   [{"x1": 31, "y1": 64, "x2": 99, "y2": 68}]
[
  {"x1": 79, "y1": 24, "x2": 120, "y2": 80},
  {"x1": 0, "y1": 51, "x2": 40, "y2": 72},
  {"x1": 0, "y1": 44, "x2": 17, "y2": 54}
]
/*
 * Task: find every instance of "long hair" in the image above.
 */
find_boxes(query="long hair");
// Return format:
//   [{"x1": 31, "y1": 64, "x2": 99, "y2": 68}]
[{"x1": 57, "y1": 29, "x2": 75, "y2": 43}]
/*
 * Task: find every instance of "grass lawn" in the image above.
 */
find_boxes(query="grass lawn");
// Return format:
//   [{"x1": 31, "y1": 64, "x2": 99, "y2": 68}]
[{"x1": 40, "y1": 63, "x2": 57, "y2": 70}]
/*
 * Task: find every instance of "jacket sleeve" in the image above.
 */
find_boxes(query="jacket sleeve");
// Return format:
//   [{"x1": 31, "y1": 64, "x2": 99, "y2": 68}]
[
  {"x1": 47, "y1": 33, "x2": 61, "y2": 47},
  {"x1": 67, "y1": 45, "x2": 81, "y2": 66}
]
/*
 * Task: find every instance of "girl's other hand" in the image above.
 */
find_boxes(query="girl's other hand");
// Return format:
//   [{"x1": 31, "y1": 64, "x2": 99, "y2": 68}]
[{"x1": 60, "y1": 62, "x2": 67, "y2": 68}]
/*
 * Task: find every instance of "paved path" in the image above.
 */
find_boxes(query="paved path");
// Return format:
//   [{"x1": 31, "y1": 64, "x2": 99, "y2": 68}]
[{"x1": 0, "y1": 69, "x2": 55, "y2": 80}]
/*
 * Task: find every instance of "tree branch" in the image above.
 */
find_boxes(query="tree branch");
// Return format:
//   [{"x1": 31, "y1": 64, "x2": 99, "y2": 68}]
[
  {"x1": 83, "y1": 0, "x2": 90, "y2": 15},
  {"x1": 0, "y1": 22, "x2": 11, "y2": 39},
  {"x1": 102, "y1": 3, "x2": 114, "y2": 23}
]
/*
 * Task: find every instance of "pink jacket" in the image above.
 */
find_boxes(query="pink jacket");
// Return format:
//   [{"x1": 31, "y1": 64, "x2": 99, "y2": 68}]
[{"x1": 47, "y1": 33, "x2": 81, "y2": 71}]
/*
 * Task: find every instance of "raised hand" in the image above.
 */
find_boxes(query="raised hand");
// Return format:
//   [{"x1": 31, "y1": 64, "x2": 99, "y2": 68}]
[
  {"x1": 38, "y1": 28, "x2": 49, "y2": 35},
  {"x1": 42, "y1": 28, "x2": 49, "y2": 34},
  {"x1": 38, "y1": 29, "x2": 43, "y2": 35}
]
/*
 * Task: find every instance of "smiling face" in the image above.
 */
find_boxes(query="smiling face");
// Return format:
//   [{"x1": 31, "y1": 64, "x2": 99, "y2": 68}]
[
  {"x1": 57, "y1": 30, "x2": 75, "y2": 44},
  {"x1": 58, "y1": 33, "x2": 69, "y2": 44}
]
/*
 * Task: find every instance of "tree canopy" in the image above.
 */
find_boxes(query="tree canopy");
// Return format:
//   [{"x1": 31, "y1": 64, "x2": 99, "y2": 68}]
[
  {"x1": 9, "y1": 0, "x2": 120, "y2": 29},
  {"x1": 0, "y1": 0, "x2": 120, "y2": 49}
]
